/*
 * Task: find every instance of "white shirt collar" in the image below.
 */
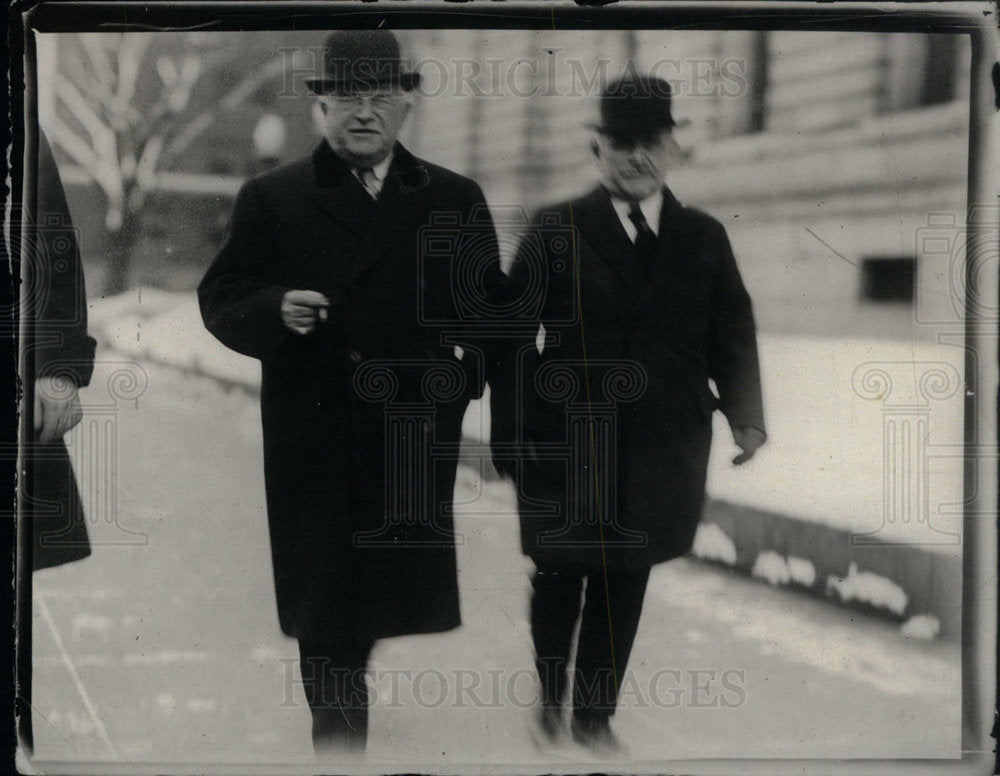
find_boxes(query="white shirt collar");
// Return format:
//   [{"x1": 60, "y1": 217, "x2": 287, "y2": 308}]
[
  {"x1": 351, "y1": 150, "x2": 394, "y2": 196},
  {"x1": 368, "y1": 151, "x2": 394, "y2": 183},
  {"x1": 610, "y1": 187, "x2": 664, "y2": 241}
]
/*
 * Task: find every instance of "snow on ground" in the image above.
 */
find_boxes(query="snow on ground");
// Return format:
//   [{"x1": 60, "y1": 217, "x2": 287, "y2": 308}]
[
  {"x1": 31, "y1": 361, "x2": 960, "y2": 767},
  {"x1": 706, "y1": 333, "x2": 965, "y2": 554},
  {"x1": 88, "y1": 289, "x2": 966, "y2": 553},
  {"x1": 89, "y1": 288, "x2": 260, "y2": 389}
]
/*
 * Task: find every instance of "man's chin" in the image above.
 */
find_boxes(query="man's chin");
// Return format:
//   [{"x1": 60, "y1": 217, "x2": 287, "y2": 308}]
[
  {"x1": 336, "y1": 143, "x2": 390, "y2": 167},
  {"x1": 613, "y1": 182, "x2": 660, "y2": 201}
]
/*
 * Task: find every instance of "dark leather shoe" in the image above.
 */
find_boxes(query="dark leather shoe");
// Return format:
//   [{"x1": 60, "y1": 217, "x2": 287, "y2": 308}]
[{"x1": 570, "y1": 715, "x2": 626, "y2": 757}]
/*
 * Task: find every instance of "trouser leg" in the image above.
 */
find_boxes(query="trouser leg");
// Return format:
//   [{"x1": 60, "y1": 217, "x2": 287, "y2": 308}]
[
  {"x1": 530, "y1": 565, "x2": 585, "y2": 708},
  {"x1": 297, "y1": 638, "x2": 374, "y2": 751},
  {"x1": 572, "y1": 566, "x2": 651, "y2": 720}
]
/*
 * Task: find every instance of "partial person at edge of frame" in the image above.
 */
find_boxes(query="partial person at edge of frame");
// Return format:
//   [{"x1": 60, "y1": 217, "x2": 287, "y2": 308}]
[{"x1": 18, "y1": 129, "x2": 98, "y2": 755}]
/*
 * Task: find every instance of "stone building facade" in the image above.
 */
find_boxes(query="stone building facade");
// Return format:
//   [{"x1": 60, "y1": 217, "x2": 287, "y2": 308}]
[
  {"x1": 47, "y1": 29, "x2": 971, "y2": 340},
  {"x1": 399, "y1": 30, "x2": 970, "y2": 341}
]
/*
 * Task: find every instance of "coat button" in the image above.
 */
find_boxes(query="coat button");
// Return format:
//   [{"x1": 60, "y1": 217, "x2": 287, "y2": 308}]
[{"x1": 348, "y1": 350, "x2": 362, "y2": 364}]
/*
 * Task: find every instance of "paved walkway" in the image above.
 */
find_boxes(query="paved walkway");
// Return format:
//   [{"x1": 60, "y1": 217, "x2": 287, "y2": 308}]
[{"x1": 27, "y1": 356, "x2": 960, "y2": 772}]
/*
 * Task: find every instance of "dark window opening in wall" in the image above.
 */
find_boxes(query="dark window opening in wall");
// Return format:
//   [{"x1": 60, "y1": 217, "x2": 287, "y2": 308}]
[
  {"x1": 710, "y1": 31, "x2": 769, "y2": 137},
  {"x1": 624, "y1": 29, "x2": 639, "y2": 64},
  {"x1": 921, "y1": 35, "x2": 959, "y2": 106},
  {"x1": 746, "y1": 31, "x2": 769, "y2": 133},
  {"x1": 861, "y1": 257, "x2": 915, "y2": 303},
  {"x1": 879, "y1": 34, "x2": 961, "y2": 113}
]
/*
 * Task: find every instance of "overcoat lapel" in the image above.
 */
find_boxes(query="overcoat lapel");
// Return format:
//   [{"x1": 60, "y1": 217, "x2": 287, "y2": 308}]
[
  {"x1": 310, "y1": 141, "x2": 376, "y2": 238},
  {"x1": 650, "y1": 186, "x2": 687, "y2": 277},
  {"x1": 571, "y1": 186, "x2": 643, "y2": 290},
  {"x1": 307, "y1": 141, "x2": 433, "y2": 286},
  {"x1": 577, "y1": 184, "x2": 691, "y2": 285},
  {"x1": 348, "y1": 144, "x2": 431, "y2": 285}
]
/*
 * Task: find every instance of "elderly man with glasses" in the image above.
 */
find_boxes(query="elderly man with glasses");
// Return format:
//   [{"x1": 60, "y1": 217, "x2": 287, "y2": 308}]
[{"x1": 199, "y1": 30, "x2": 506, "y2": 755}]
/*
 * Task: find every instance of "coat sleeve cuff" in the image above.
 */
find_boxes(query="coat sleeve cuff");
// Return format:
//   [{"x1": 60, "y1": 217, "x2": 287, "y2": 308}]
[{"x1": 34, "y1": 335, "x2": 97, "y2": 387}]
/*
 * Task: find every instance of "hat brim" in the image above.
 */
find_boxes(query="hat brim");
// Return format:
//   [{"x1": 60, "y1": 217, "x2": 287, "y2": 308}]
[
  {"x1": 306, "y1": 72, "x2": 421, "y2": 94},
  {"x1": 586, "y1": 116, "x2": 690, "y2": 137}
]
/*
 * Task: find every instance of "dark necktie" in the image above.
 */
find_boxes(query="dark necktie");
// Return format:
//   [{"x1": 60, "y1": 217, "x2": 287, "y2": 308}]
[{"x1": 627, "y1": 203, "x2": 658, "y2": 270}]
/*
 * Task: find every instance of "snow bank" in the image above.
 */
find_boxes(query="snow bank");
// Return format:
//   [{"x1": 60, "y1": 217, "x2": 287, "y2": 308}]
[
  {"x1": 787, "y1": 556, "x2": 816, "y2": 588},
  {"x1": 751, "y1": 550, "x2": 791, "y2": 586},
  {"x1": 750, "y1": 551, "x2": 816, "y2": 590},
  {"x1": 825, "y1": 562, "x2": 909, "y2": 616},
  {"x1": 901, "y1": 614, "x2": 941, "y2": 640},
  {"x1": 692, "y1": 522, "x2": 738, "y2": 566},
  {"x1": 90, "y1": 288, "x2": 260, "y2": 389}
]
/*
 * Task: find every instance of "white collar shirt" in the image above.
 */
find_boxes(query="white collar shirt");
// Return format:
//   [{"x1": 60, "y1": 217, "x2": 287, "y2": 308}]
[
  {"x1": 351, "y1": 151, "x2": 394, "y2": 198},
  {"x1": 610, "y1": 187, "x2": 664, "y2": 243}
]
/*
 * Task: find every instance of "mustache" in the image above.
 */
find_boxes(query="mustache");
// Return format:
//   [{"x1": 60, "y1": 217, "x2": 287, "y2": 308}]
[
  {"x1": 618, "y1": 164, "x2": 656, "y2": 177},
  {"x1": 618, "y1": 155, "x2": 657, "y2": 175}
]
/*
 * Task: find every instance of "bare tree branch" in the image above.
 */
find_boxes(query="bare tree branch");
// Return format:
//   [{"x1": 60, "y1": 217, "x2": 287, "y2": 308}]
[
  {"x1": 78, "y1": 33, "x2": 115, "y2": 87},
  {"x1": 135, "y1": 134, "x2": 164, "y2": 190},
  {"x1": 46, "y1": 117, "x2": 124, "y2": 211},
  {"x1": 54, "y1": 78, "x2": 117, "y2": 160},
  {"x1": 43, "y1": 30, "x2": 292, "y2": 294},
  {"x1": 45, "y1": 117, "x2": 101, "y2": 173},
  {"x1": 64, "y1": 43, "x2": 128, "y2": 124},
  {"x1": 161, "y1": 54, "x2": 286, "y2": 163},
  {"x1": 112, "y1": 33, "x2": 153, "y2": 120}
]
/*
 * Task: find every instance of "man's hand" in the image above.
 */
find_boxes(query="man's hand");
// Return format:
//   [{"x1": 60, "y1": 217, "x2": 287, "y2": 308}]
[
  {"x1": 731, "y1": 426, "x2": 766, "y2": 466},
  {"x1": 281, "y1": 290, "x2": 330, "y2": 335},
  {"x1": 34, "y1": 376, "x2": 82, "y2": 442}
]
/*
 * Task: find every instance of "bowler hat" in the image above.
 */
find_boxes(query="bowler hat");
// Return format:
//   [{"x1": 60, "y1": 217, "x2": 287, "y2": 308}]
[
  {"x1": 591, "y1": 73, "x2": 679, "y2": 142},
  {"x1": 306, "y1": 30, "x2": 420, "y2": 94}
]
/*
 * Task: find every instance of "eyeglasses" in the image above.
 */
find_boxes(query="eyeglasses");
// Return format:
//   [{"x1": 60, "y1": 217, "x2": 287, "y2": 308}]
[{"x1": 328, "y1": 93, "x2": 398, "y2": 113}]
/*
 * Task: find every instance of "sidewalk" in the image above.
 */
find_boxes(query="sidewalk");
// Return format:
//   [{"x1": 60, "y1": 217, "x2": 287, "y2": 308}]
[
  {"x1": 86, "y1": 288, "x2": 964, "y2": 638},
  {"x1": 28, "y1": 357, "x2": 960, "y2": 770}
]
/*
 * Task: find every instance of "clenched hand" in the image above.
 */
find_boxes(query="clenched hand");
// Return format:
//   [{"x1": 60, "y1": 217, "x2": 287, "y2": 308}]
[
  {"x1": 34, "y1": 375, "x2": 83, "y2": 442},
  {"x1": 731, "y1": 426, "x2": 766, "y2": 466},
  {"x1": 281, "y1": 290, "x2": 330, "y2": 335}
]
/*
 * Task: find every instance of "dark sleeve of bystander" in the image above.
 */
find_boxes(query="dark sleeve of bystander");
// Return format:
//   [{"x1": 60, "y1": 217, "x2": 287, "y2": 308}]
[{"x1": 32, "y1": 131, "x2": 97, "y2": 388}]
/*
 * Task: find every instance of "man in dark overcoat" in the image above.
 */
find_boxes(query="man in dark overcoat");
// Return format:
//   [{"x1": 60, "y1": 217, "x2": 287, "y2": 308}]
[
  {"x1": 18, "y1": 130, "x2": 97, "y2": 754},
  {"x1": 198, "y1": 30, "x2": 505, "y2": 753},
  {"x1": 492, "y1": 74, "x2": 766, "y2": 754}
]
